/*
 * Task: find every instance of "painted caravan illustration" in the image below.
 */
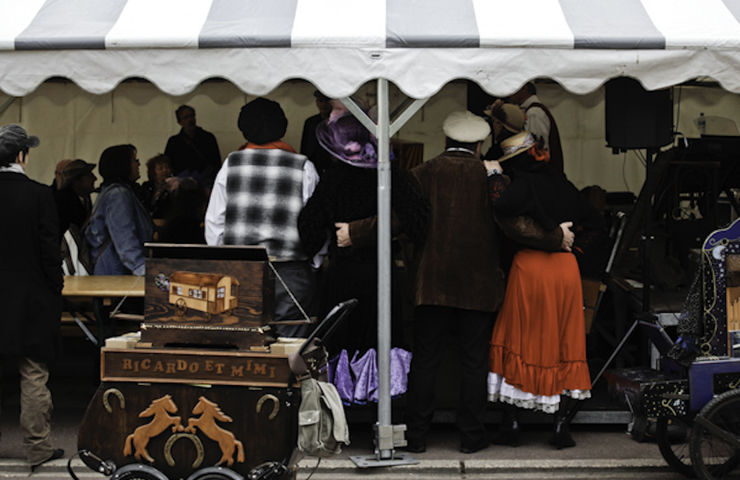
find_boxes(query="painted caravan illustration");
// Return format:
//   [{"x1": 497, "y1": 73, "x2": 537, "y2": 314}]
[{"x1": 169, "y1": 271, "x2": 239, "y2": 317}]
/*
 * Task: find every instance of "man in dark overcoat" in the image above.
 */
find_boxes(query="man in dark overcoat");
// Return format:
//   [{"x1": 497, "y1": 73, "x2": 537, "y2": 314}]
[{"x1": 0, "y1": 124, "x2": 64, "y2": 470}]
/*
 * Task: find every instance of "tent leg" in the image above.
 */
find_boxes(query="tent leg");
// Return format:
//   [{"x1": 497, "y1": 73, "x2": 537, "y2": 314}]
[
  {"x1": 376, "y1": 78, "x2": 393, "y2": 459},
  {"x1": 342, "y1": 81, "x2": 428, "y2": 468},
  {"x1": 0, "y1": 97, "x2": 16, "y2": 116}
]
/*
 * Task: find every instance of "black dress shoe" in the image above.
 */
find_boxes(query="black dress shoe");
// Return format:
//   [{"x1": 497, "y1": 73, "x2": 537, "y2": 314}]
[
  {"x1": 31, "y1": 448, "x2": 64, "y2": 472},
  {"x1": 493, "y1": 403, "x2": 522, "y2": 446},
  {"x1": 460, "y1": 438, "x2": 489, "y2": 454},
  {"x1": 491, "y1": 423, "x2": 521, "y2": 447},
  {"x1": 550, "y1": 419, "x2": 576, "y2": 449},
  {"x1": 404, "y1": 438, "x2": 427, "y2": 453}
]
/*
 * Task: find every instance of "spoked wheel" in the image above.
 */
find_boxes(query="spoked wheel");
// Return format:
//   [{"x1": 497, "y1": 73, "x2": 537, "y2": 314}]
[
  {"x1": 657, "y1": 415, "x2": 696, "y2": 478},
  {"x1": 689, "y1": 388, "x2": 740, "y2": 480},
  {"x1": 175, "y1": 298, "x2": 187, "y2": 316},
  {"x1": 184, "y1": 466, "x2": 244, "y2": 480},
  {"x1": 111, "y1": 463, "x2": 169, "y2": 480}
]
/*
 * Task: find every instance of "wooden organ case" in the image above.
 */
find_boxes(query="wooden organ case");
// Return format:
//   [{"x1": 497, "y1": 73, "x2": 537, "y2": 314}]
[{"x1": 77, "y1": 244, "x2": 299, "y2": 480}]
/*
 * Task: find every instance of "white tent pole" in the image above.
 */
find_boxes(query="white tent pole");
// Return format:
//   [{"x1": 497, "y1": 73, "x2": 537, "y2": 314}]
[
  {"x1": 376, "y1": 79, "x2": 392, "y2": 458},
  {"x1": 389, "y1": 98, "x2": 426, "y2": 137},
  {"x1": 339, "y1": 97, "x2": 377, "y2": 136},
  {"x1": 343, "y1": 84, "x2": 429, "y2": 468},
  {"x1": 0, "y1": 97, "x2": 16, "y2": 116}
]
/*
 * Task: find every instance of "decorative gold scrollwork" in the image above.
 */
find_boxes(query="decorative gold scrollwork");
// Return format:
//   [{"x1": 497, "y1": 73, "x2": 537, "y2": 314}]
[
  {"x1": 256, "y1": 394, "x2": 279, "y2": 420},
  {"x1": 164, "y1": 433, "x2": 204, "y2": 469},
  {"x1": 660, "y1": 386, "x2": 681, "y2": 417},
  {"x1": 730, "y1": 378, "x2": 740, "y2": 390},
  {"x1": 660, "y1": 399, "x2": 677, "y2": 417},
  {"x1": 102, "y1": 388, "x2": 125, "y2": 413}
]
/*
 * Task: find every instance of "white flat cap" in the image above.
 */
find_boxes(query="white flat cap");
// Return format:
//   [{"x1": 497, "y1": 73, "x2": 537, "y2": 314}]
[{"x1": 442, "y1": 111, "x2": 491, "y2": 143}]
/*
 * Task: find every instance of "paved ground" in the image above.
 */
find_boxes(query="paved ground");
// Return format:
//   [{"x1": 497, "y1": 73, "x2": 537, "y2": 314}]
[
  {"x1": 0, "y1": 396, "x2": 700, "y2": 479},
  {"x1": 0, "y1": 337, "x2": 737, "y2": 479}
]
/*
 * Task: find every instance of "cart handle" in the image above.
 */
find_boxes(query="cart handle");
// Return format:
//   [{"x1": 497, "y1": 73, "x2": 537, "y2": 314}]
[{"x1": 288, "y1": 299, "x2": 358, "y2": 382}]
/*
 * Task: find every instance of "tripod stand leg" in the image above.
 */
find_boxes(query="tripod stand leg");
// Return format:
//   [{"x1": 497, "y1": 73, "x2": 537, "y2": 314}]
[{"x1": 565, "y1": 318, "x2": 640, "y2": 423}]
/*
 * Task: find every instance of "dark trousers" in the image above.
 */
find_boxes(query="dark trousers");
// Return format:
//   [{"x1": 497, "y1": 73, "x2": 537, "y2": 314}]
[
  {"x1": 405, "y1": 305, "x2": 494, "y2": 446},
  {"x1": 1, "y1": 357, "x2": 54, "y2": 464},
  {"x1": 272, "y1": 261, "x2": 316, "y2": 338}
]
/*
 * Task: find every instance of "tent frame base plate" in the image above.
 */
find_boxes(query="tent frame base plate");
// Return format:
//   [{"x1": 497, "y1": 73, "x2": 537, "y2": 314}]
[{"x1": 349, "y1": 453, "x2": 419, "y2": 469}]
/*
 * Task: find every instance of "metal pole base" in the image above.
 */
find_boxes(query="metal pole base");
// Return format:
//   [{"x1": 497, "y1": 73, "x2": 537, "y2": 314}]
[{"x1": 349, "y1": 453, "x2": 419, "y2": 469}]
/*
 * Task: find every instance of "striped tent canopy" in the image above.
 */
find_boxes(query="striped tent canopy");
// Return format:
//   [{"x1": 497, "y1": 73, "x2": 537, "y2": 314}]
[{"x1": 1, "y1": 0, "x2": 740, "y2": 97}]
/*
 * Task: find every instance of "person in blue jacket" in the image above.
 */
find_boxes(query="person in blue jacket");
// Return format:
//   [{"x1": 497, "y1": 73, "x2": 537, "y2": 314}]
[{"x1": 85, "y1": 144, "x2": 153, "y2": 276}]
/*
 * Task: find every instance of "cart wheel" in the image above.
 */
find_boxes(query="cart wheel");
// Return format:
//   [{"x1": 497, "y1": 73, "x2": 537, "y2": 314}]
[
  {"x1": 656, "y1": 415, "x2": 696, "y2": 478},
  {"x1": 184, "y1": 466, "x2": 244, "y2": 480},
  {"x1": 175, "y1": 298, "x2": 187, "y2": 316},
  {"x1": 689, "y1": 388, "x2": 740, "y2": 480},
  {"x1": 111, "y1": 463, "x2": 169, "y2": 480}
]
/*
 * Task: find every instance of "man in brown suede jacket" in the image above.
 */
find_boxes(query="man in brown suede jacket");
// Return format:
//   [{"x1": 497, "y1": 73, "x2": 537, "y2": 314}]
[{"x1": 404, "y1": 111, "x2": 571, "y2": 454}]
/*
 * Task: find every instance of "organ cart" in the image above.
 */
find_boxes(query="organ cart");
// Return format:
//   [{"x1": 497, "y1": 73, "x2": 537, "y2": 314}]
[
  {"x1": 608, "y1": 220, "x2": 740, "y2": 479},
  {"x1": 70, "y1": 244, "x2": 351, "y2": 480}
]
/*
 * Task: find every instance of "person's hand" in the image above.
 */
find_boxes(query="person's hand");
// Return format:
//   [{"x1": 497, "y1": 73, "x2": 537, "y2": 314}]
[
  {"x1": 484, "y1": 160, "x2": 503, "y2": 171},
  {"x1": 163, "y1": 176, "x2": 181, "y2": 192},
  {"x1": 560, "y1": 221, "x2": 574, "y2": 252},
  {"x1": 335, "y1": 222, "x2": 352, "y2": 247}
]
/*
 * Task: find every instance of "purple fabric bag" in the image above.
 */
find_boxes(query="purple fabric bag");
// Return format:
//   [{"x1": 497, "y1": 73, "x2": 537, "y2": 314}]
[
  {"x1": 390, "y1": 347, "x2": 413, "y2": 398},
  {"x1": 328, "y1": 349, "x2": 354, "y2": 405},
  {"x1": 350, "y1": 349, "x2": 378, "y2": 404}
]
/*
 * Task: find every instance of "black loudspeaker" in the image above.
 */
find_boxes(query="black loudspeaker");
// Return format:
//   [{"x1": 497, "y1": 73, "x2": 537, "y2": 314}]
[{"x1": 605, "y1": 77, "x2": 673, "y2": 150}]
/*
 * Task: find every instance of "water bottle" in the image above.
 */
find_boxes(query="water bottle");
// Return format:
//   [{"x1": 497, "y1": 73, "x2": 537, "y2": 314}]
[{"x1": 698, "y1": 112, "x2": 706, "y2": 135}]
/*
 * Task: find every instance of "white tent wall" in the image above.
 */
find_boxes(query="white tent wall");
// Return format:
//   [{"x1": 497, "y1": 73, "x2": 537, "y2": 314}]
[{"x1": 2, "y1": 79, "x2": 739, "y2": 194}]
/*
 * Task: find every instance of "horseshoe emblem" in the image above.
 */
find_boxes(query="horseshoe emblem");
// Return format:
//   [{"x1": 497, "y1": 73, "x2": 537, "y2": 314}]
[
  {"x1": 256, "y1": 394, "x2": 279, "y2": 420},
  {"x1": 103, "y1": 388, "x2": 125, "y2": 413},
  {"x1": 164, "y1": 433, "x2": 204, "y2": 469}
]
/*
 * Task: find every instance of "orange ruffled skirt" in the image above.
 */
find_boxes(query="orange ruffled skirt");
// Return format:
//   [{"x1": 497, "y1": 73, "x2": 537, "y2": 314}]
[{"x1": 488, "y1": 250, "x2": 591, "y2": 413}]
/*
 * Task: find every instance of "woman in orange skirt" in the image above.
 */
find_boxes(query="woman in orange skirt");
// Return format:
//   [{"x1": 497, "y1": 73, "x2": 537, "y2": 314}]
[{"x1": 485, "y1": 130, "x2": 601, "y2": 449}]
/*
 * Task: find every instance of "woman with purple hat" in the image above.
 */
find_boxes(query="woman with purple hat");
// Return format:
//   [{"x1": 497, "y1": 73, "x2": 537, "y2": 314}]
[{"x1": 298, "y1": 102, "x2": 429, "y2": 356}]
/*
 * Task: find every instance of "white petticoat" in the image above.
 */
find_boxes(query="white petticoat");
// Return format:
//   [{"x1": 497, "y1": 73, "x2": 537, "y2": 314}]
[{"x1": 487, "y1": 372, "x2": 591, "y2": 414}]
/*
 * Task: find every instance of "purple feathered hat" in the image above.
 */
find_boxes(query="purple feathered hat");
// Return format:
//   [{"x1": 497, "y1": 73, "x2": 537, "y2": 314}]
[{"x1": 316, "y1": 103, "x2": 381, "y2": 169}]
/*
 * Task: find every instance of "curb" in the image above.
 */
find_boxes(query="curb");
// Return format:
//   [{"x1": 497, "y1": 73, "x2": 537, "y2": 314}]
[
  {"x1": 4, "y1": 457, "x2": 672, "y2": 477},
  {"x1": 297, "y1": 457, "x2": 670, "y2": 473}
]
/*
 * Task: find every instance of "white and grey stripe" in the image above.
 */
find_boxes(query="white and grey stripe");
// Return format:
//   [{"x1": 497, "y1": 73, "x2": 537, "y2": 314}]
[
  {"x1": 2, "y1": 0, "x2": 740, "y2": 97},
  {"x1": 15, "y1": 0, "x2": 128, "y2": 50},
  {"x1": 3, "y1": 0, "x2": 740, "y2": 51},
  {"x1": 200, "y1": 0, "x2": 298, "y2": 48}
]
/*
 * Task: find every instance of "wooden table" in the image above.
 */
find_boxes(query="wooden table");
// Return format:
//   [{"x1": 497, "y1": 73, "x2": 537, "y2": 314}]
[
  {"x1": 62, "y1": 275, "x2": 145, "y2": 345},
  {"x1": 63, "y1": 275, "x2": 145, "y2": 298}
]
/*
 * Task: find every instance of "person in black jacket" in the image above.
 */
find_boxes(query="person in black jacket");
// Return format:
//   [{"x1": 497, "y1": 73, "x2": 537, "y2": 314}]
[
  {"x1": 0, "y1": 124, "x2": 64, "y2": 470},
  {"x1": 54, "y1": 158, "x2": 96, "y2": 238},
  {"x1": 164, "y1": 105, "x2": 221, "y2": 189},
  {"x1": 300, "y1": 90, "x2": 333, "y2": 177},
  {"x1": 297, "y1": 102, "x2": 429, "y2": 353}
]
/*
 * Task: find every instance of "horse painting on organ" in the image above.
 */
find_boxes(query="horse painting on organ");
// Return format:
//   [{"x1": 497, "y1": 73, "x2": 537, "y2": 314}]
[
  {"x1": 123, "y1": 395, "x2": 184, "y2": 463},
  {"x1": 185, "y1": 396, "x2": 245, "y2": 466}
]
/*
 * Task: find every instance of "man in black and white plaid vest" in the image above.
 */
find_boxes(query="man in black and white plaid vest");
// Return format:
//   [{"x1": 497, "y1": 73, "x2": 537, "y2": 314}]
[{"x1": 205, "y1": 97, "x2": 321, "y2": 338}]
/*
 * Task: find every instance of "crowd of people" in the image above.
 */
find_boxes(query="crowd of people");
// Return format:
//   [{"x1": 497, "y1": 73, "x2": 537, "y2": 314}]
[{"x1": 0, "y1": 83, "x2": 607, "y2": 468}]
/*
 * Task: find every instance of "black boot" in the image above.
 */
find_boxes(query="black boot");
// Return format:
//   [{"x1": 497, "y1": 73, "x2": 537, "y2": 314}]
[
  {"x1": 491, "y1": 402, "x2": 521, "y2": 447},
  {"x1": 550, "y1": 396, "x2": 576, "y2": 449}
]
